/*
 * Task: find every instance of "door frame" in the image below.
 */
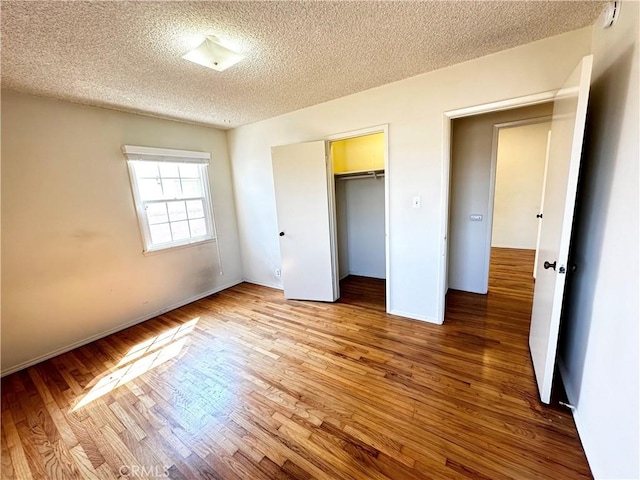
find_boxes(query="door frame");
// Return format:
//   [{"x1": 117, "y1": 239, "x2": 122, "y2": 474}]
[
  {"x1": 325, "y1": 124, "x2": 390, "y2": 310},
  {"x1": 438, "y1": 91, "x2": 557, "y2": 324},
  {"x1": 482, "y1": 115, "x2": 552, "y2": 293}
]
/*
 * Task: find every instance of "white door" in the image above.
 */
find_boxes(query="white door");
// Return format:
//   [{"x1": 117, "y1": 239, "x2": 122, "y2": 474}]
[
  {"x1": 529, "y1": 55, "x2": 593, "y2": 404},
  {"x1": 272, "y1": 141, "x2": 338, "y2": 302},
  {"x1": 533, "y1": 130, "x2": 552, "y2": 280}
]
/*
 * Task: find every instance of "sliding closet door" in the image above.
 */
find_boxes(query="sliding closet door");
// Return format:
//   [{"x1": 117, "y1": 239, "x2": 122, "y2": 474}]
[{"x1": 271, "y1": 141, "x2": 338, "y2": 302}]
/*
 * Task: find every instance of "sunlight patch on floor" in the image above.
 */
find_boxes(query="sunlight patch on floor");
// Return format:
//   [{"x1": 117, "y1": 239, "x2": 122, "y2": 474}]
[{"x1": 71, "y1": 318, "x2": 199, "y2": 411}]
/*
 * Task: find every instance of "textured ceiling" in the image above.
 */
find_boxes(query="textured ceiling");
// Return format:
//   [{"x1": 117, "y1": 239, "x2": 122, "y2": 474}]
[{"x1": 1, "y1": 1, "x2": 604, "y2": 129}]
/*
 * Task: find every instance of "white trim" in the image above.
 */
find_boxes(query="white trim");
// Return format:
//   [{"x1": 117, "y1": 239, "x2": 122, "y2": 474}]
[
  {"x1": 348, "y1": 271, "x2": 385, "y2": 279},
  {"x1": 0, "y1": 279, "x2": 243, "y2": 377},
  {"x1": 325, "y1": 125, "x2": 387, "y2": 142},
  {"x1": 493, "y1": 116, "x2": 553, "y2": 130},
  {"x1": 444, "y1": 91, "x2": 558, "y2": 120},
  {"x1": 480, "y1": 125, "x2": 501, "y2": 294},
  {"x1": 142, "y1": 237, "x2": 216, "y2": 256},
  {"x1": 324, "y1": 124, "x2": 391, "y2": 312},
  {"x1": 243, "y1": 278, "x2": 284, "y2": 290},
  {"x1": 383, "y1": 126, "x2": 390, "y2": 311},
  {"x1": 325, "y1": 140, "x2": 341, "y2": 301},
  {"x1": 438, "y1": 90, "x2": 557, "y2": 325},
  {"x1": 122, "y1": 145, "x2": 210, "y2": 164},
  {"x1": 388, "y1": 309, "x2": 441, "y2": 325},
  {"x1": 437, "y1": 115, "x2": 452, "y2": 323}
]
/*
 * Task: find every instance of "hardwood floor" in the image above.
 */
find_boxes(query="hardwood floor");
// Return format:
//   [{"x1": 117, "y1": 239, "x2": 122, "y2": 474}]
[{"x1": 1, "y1": 249, "x2": 591, "y2": 479}]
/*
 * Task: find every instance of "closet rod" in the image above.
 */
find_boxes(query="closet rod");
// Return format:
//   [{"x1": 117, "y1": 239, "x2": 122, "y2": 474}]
[{"x1": 335, "y1": 171, "x2": 385, "y2": 181}]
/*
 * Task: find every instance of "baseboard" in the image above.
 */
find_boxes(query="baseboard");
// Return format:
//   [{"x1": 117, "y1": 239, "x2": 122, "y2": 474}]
[
  {"x1": 447, "y1": 285, "x2": 487, "y2": 295},
  {"x1": 558, "y1": 359, "x2": 598, "y2": 478},
  {"x1": 1, "y1": 279, "x2": 243, "y2": 377},
  {"x1": 243, "y1": 278, "x2": 284, "y2": 290},
  {"x1": 388, "y1": 308, "x2": 441, "y2": 324},
  {"x1": 348, "y1": 271, "x2": 386, "y2": 280},
  {"x1": 491, "y1": 244, "x2": 536, "y2": 250}
]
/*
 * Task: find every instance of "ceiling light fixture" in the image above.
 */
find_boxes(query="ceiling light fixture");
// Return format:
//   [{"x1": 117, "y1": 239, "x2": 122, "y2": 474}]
[{"x1": 182, "y1": 35, "x2": 244, "y2": 72}]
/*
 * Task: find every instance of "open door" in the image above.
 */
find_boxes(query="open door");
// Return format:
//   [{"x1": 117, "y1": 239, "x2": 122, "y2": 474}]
[
  {"x1": 533, "y1": 129, "x2": 552, "y2": 280},
  {"x1": 529, "y1": 55, "x2": 593, "y2": 403},
  {"x1": 272, "y1": 141, "x2": 338, "y2": 302}
]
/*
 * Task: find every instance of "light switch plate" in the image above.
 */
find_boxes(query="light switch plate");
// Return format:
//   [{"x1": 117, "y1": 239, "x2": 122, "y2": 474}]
[{"x1": 413, "y1": 196, "x2": 421, "y2": 208}]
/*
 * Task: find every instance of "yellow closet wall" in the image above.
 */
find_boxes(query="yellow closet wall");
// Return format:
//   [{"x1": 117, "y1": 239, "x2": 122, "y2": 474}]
[{"x1": 332, "y1": 133, "x2": 384, "y2": 173}]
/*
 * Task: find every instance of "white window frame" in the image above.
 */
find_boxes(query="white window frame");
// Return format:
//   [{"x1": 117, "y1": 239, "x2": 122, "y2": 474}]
[{"x1": 122, "y1": 145, "x2": 217, "y2": 254}]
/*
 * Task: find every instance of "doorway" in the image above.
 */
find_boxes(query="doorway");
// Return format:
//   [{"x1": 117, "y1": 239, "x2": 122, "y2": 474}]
[
  {"x1": 329, "y1": 131, "x2": 388, "y2": 309},
  {"x1": 270, "y1": 125, "x2": 389, "y2": 308},
  {"x1": 491, "y1": 119, "x2": 553, "y2": 282},
  {"x1": 440, "y1": 57, "x2": 592, "y2": 404},
  {"x1": 447, "y1": 103, "x2": 553, "y2": 295}
]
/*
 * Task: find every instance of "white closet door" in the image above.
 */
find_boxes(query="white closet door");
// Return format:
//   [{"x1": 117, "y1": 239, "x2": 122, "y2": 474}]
[{"x1": 272, "y1": 141, "x2": 337, "y2": 302}]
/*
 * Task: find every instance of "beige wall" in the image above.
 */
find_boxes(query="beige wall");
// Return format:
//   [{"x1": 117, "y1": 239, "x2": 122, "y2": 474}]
[
  {"x1": 492, "y1": 122, "x2": 551, "y2": 249},
  {"x1": 449, "y1": 104, "x2": 552, "y2": 294},
  {"x1": 1, "y1": 92, "x2": 243, "y2": 374},
  {"x1": 228, "y1": 28, "x2": 592, "y2": 321}
]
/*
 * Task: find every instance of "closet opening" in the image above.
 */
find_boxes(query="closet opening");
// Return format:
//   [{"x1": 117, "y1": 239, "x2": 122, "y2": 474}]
[
  {"x1": 328, "y1": 130, "x2": 388, "y2": 311},
  {"x1": 447, "y1": 103, "x2": 553, "y2": 298}
]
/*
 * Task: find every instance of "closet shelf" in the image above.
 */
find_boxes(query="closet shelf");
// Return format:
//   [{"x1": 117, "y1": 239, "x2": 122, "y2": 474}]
[{"x1": 335, "y1": 168, "x2": 385, "y2": 181}]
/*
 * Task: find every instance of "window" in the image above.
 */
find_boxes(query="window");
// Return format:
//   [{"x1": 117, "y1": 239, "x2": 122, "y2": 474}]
[{"x1": 122, "y1": 145, "x2": 216, "y2": 253}]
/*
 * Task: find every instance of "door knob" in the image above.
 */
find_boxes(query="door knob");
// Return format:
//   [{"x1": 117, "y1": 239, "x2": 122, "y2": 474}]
[
  {"x1": 536, "y1": 213, "x2": 543, "y2": 218},
  {"x1": 543, "y1": 261, "x2": 556, "y2": 271},
  {"x1": 279, "y1": 232, "x2": 285, "y2": 237}
]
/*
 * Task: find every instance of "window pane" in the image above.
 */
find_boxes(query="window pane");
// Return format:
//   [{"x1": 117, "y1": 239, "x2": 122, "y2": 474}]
[
  {"x1": 186, "y1": 200, "x2": 204, "y2": 219},
  {"x1": 149, "y1": 223, "x2": 172, "y2": 245},
  {"x1": 179, "y1": 163, "x2": 200, "y2": 178},
  {"x1": 134, "y1": 162, "x2": 159, "y2": 178},
  {"x1": 170, "y1": 220, "x2": 190, "y2": 240},
  {"x1": 159, "y1": 163, "x2": 179, "y2": 178},
  {"x1": 146, "y1": 202, "x2": 168, "y2": 225},
  {"x1": 162, "y1": 178, "x2": 181, "y2": 199},
  {"x1": 128, "y1": 157, "x2": 215, "y2": 252},
  {"x1": 138, "y1": 178, "x2": 163, "y2": 200},
  {"x1": 167, "y1": 201, "x2": 187, "y2": 221},
  {"x1": 181, "y1": 179, "x2": 202, "y2": 198},
  {"x1": 189, "y1": 218, "x2": 207, "y2": 237}
]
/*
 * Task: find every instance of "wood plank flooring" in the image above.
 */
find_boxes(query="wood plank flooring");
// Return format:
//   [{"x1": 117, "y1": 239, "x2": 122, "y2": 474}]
[{"x1": 1, "y1": 248, "x2": 591, "y2": 479}]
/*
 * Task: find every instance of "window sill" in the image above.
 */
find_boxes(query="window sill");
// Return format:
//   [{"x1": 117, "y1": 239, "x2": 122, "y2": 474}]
[{"x1": 142, "y1": 237, "x2": 217, "y2": 256}]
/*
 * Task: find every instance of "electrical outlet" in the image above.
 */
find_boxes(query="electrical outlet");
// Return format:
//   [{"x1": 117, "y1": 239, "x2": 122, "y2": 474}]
[{"x1": 275, "y1": 269, "x2": 281, "y2": 277}]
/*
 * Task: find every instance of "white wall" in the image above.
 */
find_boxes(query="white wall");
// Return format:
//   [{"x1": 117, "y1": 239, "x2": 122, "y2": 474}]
[
  {"x1": 559, "y1": 2, "x2": 639, "y2": 478},
  {"x1": 336, "y1": 177, "x2": 386, "y2": 279},
  {"x1": 448, "y1": 104, "x2": 552, "y2": 294},
  {"x1": 1, "y1": 92, "x2": 243, "y2": 375},
  {"x1": 228, "y1": 28, "x2": 592, "y2": 322},
  {"x1": 492, "y1": 122, "x2": 551, "y2": 249}
]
